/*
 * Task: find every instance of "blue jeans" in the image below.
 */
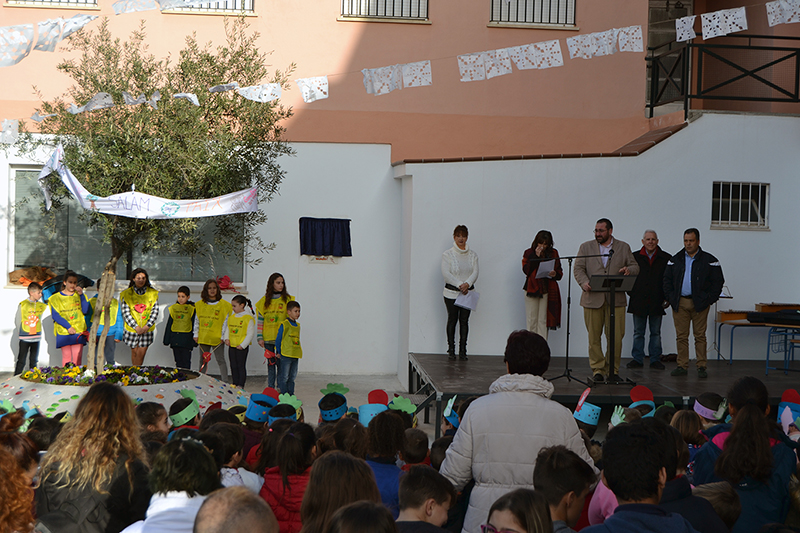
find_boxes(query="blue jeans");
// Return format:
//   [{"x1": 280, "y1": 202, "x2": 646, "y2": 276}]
[
  {"x1": 277, "y1": 356, "x2": 299, "y2": 395},
  {"x1": 265, "y1": 343, "x2": 280, "y2": 389},
  {"x1": 631, "y1": 314, "x2": 663, "y2": 364}
]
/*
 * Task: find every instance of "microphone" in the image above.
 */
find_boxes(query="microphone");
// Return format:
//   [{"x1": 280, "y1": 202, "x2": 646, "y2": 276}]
[{"x1": 607, "y1": 248, "x2": 614, "y2": 258}]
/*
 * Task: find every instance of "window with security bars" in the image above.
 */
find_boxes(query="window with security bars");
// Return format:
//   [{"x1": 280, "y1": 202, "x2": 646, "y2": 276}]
[
  {"x1": 491, "y1": 0, "x2": 575, "y2": 25},
  {"x1": 341, "y1": 0, "x2": 428, "y2": 19},
  {"x1": 711, "y1": 182, "x2": 769, "y2": 229},
  {"x1": 6, "y1": 0, "x2": 97, "y2": 6},
  {"x1": 167, "y1": 0, "x2": 253, "y2": 13}
]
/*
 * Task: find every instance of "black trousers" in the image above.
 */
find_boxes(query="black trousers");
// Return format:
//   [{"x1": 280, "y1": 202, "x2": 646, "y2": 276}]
[
  {"x1": 229, "y1": 346, "x2": 249, "y2": 388},
  {"x1": 16, "y1": 340, "x2": 39, "y2": 375},
  {"x1": 172, "y1": 347, "x2": 193, "y2": 370},
  {"x1": 444, "y1": 297, "x2": 471, "y2": 355}
]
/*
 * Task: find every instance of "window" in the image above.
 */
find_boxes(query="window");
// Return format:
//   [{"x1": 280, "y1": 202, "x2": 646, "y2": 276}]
[
  {"x1": 340, "y1": 0, "x2": 428, "y2": 20},
  {"x1": 5, "y1": 0, "x2": 97, "y2": 6},
  {"x1": 165, "y1": 0, "x2": 254, "y2": 13},
  {"x1": 12, "y1": 168, "x2": 244, "y2": 283},
  {"x1": 490, "y1": 0, "x2": 575, "y2": 26},
  {"x1": 711, "y1": 181, "x2": 769, "y2": 229}
]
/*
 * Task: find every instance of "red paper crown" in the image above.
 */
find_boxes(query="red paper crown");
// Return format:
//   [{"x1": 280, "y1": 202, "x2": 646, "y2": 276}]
[
  {"x1": 630, "y1": 385, "x2": 654, "y2": 404},
  {"x1": 781, "y1": 389, "x2": 800, "y2": 405},
  {"x1": 368, "y1": 389, "x2": 389, "y2": 405},
  {"x1": 262, "y1": 387, "x2": 280, "y2": 403}
]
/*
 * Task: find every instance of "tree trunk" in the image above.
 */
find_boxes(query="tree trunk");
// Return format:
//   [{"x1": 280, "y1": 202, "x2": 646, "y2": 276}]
[{"x1": 86, "y1": 241, "x2": 122, "y2": 372}]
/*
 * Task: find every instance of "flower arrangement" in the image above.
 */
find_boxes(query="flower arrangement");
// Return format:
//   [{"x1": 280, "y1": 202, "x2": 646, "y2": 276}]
[{"x1": 22, "y1": 363, "x2": 193, "y2": 387}]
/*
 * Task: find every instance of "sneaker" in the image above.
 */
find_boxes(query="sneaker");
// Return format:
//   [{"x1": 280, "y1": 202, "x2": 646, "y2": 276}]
[
  {"x1": 671, "y1": 367, "x2": 688, "y2": 376},
  {"x1": 459, "y1": 354, "x2": 468, "y2": 361},
  {"x1": 697, "y1": 368, "x2": 708, "y2": 379},
  {"x1": 649, "y1": 360, "x2": 666, "y2": 370},
  {"x1": 592, "y1": 373, "x2": 604, "y2": 383},
  {"x1": 626, "y1": 360, "x2": 644, "y2": 369},
  {"x1": 448, "y1": 353, "x2": 457, "y2": 361}
]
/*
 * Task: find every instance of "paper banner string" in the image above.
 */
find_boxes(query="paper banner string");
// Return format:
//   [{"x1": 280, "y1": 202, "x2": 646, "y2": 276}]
[
  {"x1": 401, "y1": 61, "x2": 432, "y2": 88},
  {"x1": 676, "y1": 16, "x2": 698, "y2": 42},
  {"x1": 122, "y1": 91, "x2": 161, "y2": 109},
  {"x1": 483, "y1": 49, "x2": 513, "y2": 79},
  {"x1": 1, "y1": 119, "x2": 19, "y2": 144},
  {"x1": 38, "y1": 144, "x2": 259, "y2": 219},
  {"x1": 701, "y1": 7, "x2": 748, "y2": 40},
  {"x1": 174, "y1": 92, "x2": 200, "y2": 106},
  {"x1": 366, "y1": 65, "x2": 403, "y2": 95},
  {"x1": 767, "y1": 0, "x2": 800, "y2": 26},
  {"x1": 113, "y1": 0, "x2": 157, "y2": 14},
  {"x1": 507, "y1": 44, "x2": 537, "y2": 70},
  {"x1": 618, "y1": 26, "x2": 643, "y2": 53},
  {"x1": 30, "y1": 111, "x2": 56, "y2": 123},
  {"x1": 237, "y1": 83, "x2": 282, "y2": 103},
  {"x1": 209, "y1": 82, "x2": 239, "y2": 93},
  {"x1": 295, "y1": 76, "x2": 329, "y2": 103},
  {"x1": 593, "y1": 29, "x2": 619, "y2": 57},
  {"x1": 458, "y1": 53, "x2": 486, "y2": 82},
  {"x1": 69, "y1": 92, "x2": 114, "y2": 114},
  {"x1": 0, "y1": 24, "x2": 33, "y2": 68}
]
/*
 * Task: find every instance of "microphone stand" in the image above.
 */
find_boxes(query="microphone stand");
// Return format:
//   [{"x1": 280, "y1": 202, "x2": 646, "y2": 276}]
[{"x1": 550, "y1": 251, "x2": 611, "y2": 388}]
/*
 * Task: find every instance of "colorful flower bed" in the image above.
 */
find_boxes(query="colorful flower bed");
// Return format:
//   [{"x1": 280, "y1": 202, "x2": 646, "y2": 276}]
[{"x1": 22, "y1": 363, "x2": 194, "y2": 387}]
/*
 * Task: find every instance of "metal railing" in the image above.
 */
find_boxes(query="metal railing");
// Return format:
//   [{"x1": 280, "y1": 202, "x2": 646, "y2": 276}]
[
  {"x1": 341, "y1": 0, "x2": 428, "y2": 19},
  {"x1": 490, "y1": 0, "x2": 575, "y2": 26},
  {"x1": 647, "y1": 34, "x2": 800, "y2": 117},
  {"x1": 6, "y1": 0, "x2": 97, "y2": 6},
  {"x1": 167, "y1": 0, "x2": 254, "y2": 13}
]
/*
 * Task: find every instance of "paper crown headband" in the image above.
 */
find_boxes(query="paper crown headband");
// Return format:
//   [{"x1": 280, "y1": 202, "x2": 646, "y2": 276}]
[
  {"x1": 388, "y1": 395, "x2": 416, "y2": 415},
  {"x1": 319, "y1": 393, "x2": 348, "y2": 422},
  {"x1": 629, "y1": 385, "x2": 655, "y2": 418},
  {"x1": 359, "y1": 403, "x2": 388, "y2": 426},
  {"x1": 574, "y1": 401, "x2": 601, "y2": 426},
  {"x1": 279, "y1": 393, "x2": 303, "y2": 420},
  {"x1": 169, "y1": 389, "x2": 200, "y2": 428},
  {"x1": 443, "y1": 396, "x2": 459, "y2": 428},
  {"x1": 246, "y1": 393, "x2": 279, "y2": 423},
  {"x1": 268, "y1": 402, "x2": 299, "y2": 426},
  {"x1": 693, "y1": 398, "x2": 727, "y2": 421}
]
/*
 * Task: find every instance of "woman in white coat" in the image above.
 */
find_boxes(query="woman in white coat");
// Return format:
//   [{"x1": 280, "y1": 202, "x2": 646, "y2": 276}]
[{"x1": 441, "y1": 225, "x2": 479, "y2": 360}]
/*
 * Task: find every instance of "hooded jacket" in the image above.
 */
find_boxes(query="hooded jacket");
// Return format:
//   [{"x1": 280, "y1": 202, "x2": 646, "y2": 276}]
[
  {"x1": 120, "y1": 492, "x2": 206, "y2": 533},
  {"x1": 439, "y1": 374, "x2": 597, "y2": 533},
  {"x1": 582, "y1": 504, "x2": 700, "y2": 533},
  {"x1": 259, "y1": 466, "x2": 311, "y2": 533}
]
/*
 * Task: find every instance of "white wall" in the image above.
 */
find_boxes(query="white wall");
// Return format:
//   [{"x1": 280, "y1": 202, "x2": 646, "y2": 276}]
[
  {"x1": 0, "y1": 143, "x2": 402, "y2": 376},
  {"x1": 399, "y1": 113, "x2": 800, "y2": 368}
]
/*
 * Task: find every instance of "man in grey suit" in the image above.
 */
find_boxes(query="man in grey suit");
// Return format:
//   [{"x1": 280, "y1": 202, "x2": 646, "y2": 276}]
[{"x1": 574, "y1": 218, "x2": 639, "y2": 382}]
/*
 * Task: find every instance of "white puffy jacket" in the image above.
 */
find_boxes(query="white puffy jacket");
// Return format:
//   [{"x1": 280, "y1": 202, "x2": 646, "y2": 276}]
[{"x1": 439, "y1": 374, "x2": 597, "y2": 533}]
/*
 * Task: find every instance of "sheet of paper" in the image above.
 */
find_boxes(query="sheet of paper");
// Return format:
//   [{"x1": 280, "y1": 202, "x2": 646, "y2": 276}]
[
  {"x1": 535, "y1": 259, "x2": 556, "y2": 279},
  {"x1": 454, "y1": 290, "x2": 480, "y2": 311}
]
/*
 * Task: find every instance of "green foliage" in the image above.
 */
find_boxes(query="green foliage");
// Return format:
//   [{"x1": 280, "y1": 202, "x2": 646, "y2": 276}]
[{"x1": 18, "y1": 16, "x2": 294, "y2": 268}]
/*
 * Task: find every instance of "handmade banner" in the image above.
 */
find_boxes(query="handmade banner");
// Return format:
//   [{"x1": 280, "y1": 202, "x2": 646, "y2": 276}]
[{"x1": 37, "y1": 145, "x2": 258, "y2": 219}]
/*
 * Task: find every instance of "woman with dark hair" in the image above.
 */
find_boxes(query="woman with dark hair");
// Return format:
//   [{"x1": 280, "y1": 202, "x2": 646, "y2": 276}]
[
  {"x1": 324, "y1": 501, "x2": 397, "y2": 533},
  {"x1": 441, "y1": 225, "x2": 479, "y2": 361},
  {"x1": 121, "y1": 437, "x2": 222, "y2": 533},
  {"x1": 0, "y1": 430, "x2": 40, "y2": 485},
  {"x1": 485, "y1": 489, "x2": 552, "y2": 533},
  {"x1": 193, "y1": 279, "x2": 232, "y2": 382},
  {"x1": 36, "y1": 382, "x2": 151, "y2": 533},
  {"x1": 300, "y1": 451, "x2": 381, "y2": 533},
  {"x1": 522, "y1": 230, "x2": 563, "y2": 340},
  {"x1": 48, "y1": 269, "x2": 91, "y2": 365},
  {"x1": 256, "y1": 273, "x2": 295, "y2": 389},
  {"x1": 120, "y1": 268, "x2": 160, "y2": 365},
  {"x1": 693, "y1": 376, "x2": 796, "y2": 533}
]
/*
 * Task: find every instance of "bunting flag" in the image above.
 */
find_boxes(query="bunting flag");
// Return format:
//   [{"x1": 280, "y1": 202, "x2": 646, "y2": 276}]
[
  {"x1": 209, "y1": 82, "x2": 239, "y2": 93},
  {"x1": 1, "y1": 119, "x2": 19, "y2": 144},
  {"x1": 566, "y1": 34, "x2": 596, "y2": 60},
  {"x1": 457, "y1": 53, "x2": 486, "y2": 82},
  {"x1": 295, "y1": 77, "x2": 329, "y2": 103},
  {"x1": 363, "y1": 65, "x2": 403, "y2": 95},
  {"x1": 237, "y1": 83, "x2": 282, "y2": 103},
  {"x1": 701, "y1": 7, "x2": 748, "y2": 40},
  {"x1": 617, "y1": 26, "x2": 643, "y2": 52},
  {"x1": 676, "y1": 16, "x2": 697, "y2": 42},
  {"x1": 174, "y1": 92, "x2": 200, "y2": 106},
  {"x1": 483, "y1": 49, "x2": 513, "y2": 79},
  {"x1": 122, "y1": 91, "x2": 160, "y2": 109},
  {"x1": 68, "y1": 92, "x2": 114, "y2": 114},
  {"x1": 113, "y1": 0, "x2": 157, "y2": 14},
  {"x1": 507, "y1": 44, "x2": 537, "y2": 70},
  {"x1": 38, "y1": 144, "x2": 259, "y2": 219},
  {"x1": 35, "y1": 19, "x2": 65, "y2": 52},
  {"x1": 532, "y1": 40, "x2": 564, "y2": 68},
  {"x1": 766, "y1": 0, "x2": 800, "y2": 26},
  {"x1": 592, "y1": 29, "x2": 619, "y2": 57},
  {"x1": 30, "y1": 111, "x2": 56, "y2": 122},
  {"x1": 0, "y1": 24, "x2": 33, "y2": 67},
  {"x1": 401, "y1": 61, "x2": 432, "y2": 87}
]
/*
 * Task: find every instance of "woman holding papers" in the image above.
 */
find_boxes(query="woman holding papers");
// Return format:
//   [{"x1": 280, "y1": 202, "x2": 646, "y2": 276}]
[
  {"x1": 442, "y1": 225, "x2": 479, "y2": 361},
  {"x1": 522, "y1": 230, "x2": 563, "y2": 340}
]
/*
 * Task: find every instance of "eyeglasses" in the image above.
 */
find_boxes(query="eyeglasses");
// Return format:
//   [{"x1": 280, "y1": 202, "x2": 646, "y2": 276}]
[{"x1": 481, "y1": 525, "x2": 520, "y2": 533}]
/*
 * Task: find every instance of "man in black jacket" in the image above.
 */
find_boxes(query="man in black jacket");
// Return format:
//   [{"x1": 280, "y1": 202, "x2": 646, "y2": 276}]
[
  {"x1": 663, "y1": 228, "x2": 724, "y2": 379},
  {"x1": 627, "y1": 230, "x2": 671, "y2": 370}
]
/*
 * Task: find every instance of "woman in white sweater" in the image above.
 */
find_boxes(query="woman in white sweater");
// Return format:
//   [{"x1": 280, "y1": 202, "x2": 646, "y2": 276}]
[{"x1": 441, "y1": 225, "x2": 479, "y2": 360}]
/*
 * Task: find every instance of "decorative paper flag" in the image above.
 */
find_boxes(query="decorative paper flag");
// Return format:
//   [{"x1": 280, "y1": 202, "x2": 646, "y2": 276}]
[
  {"x1": 68, "y1": 92, "x2": 114, "y2": 114},
  {"x1": 532, "y1": 40, "x2": 564, "y2": 69},
  {"x1": 122, "y1": 92, "x2": 147, "y2": 106},
  {"x1": 721, "y1": 7, "x2": 748, "y2": 33},
  {"x1": 1, "y1": 119, "x2": 19, "y2": 144},
  {"x1": 0, "y1": 24, "x2": 34, "y2": 68},
  {"x1": 457, "y1": 53, "x2": 486, "y2": 82},
  {"x1": 369, "y1": 65, "x2": 402, "y2": 95},
  {"x1": 617, "y1": 25, "x2": 644, "y2": 52},
  {"x1": 38, "y1": 144, "x2": 259, "y2": 219},
  {"x1": 701, "y1": 11, "x2": 727, "y2": 39},
  {"x1": 30, "y1": 111, "x2": 56, "y2": 122},
  {"x1": 566, "y1": 34, "x2": 596, "y2": 60},
  {"x1": 237, "y1": 83, "x2": 282, "y2": 103},
  {"x1": 782, "y1": 0, "x2": 800, "y2": 23},
  {"x1": 295, "y1": 76, "x2": 329, "y2": 103},
  {"x1": 401, "y1": 60, "x2": 432, "y2": 88},
  {"x1": 361, "y1": 69, "x2": 376, "y2": 94},
  {"x1": 209, "y1": 82, "x2": 239, "y2": 93},
  {"x1": 147, "y1": 90, "x2": 160, "y2": 110},
  {"x1": 113, "y1": 0, "x2": 157, "y2": 14},
  {"x1": 506, "y1": 44, "x2": 537, "y2": 70},
  {"x1": 174, "y1": 92, "x2": 199, "y2": 106},
  {"x1": 158, "y1": 0, "x2": 208, "y2": 9},
  {"x1": 592, "y1": 29, "x2": 618, "y2": 57},
  {"x1": 675, "y1": 16, "x2": 697, "y2": 42},
  {"x1": 482, "y1": 49, "x2": 513, "y2": 79},
  {"x1": 35, "y1": 19, "x2": 64, "y2": 52},
  {"x1": 766, "y1": 1, "x2": 784, "y2": 26},
  {"x1": 60, "y1": 14, "x2": 97, "y2": 40}
]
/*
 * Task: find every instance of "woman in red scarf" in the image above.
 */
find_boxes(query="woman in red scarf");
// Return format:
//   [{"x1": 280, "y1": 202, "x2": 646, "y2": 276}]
[{"x1": 522, "y1": 230, "x2": 563, "y2": 341}]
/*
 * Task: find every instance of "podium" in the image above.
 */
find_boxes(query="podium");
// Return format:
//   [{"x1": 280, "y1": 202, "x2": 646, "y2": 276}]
[{"x1": 589, "y1": 274, "x2": 637, "y2": 386}]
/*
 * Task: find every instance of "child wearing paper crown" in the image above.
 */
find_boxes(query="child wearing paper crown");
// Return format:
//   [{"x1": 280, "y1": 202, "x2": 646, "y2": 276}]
[
  {"x1": 163, "y1": 286, "x2": 197, "y2": 370},
  {"x1": 275, "y1": 301, "x2": 302, "y2": 395},
  {"x1": 243, "y1": 389, "x2": 279, "y2": 457},
  {"x1": 222, "y1": 295, "x2": 256, "y2": 388},
  {"x1": 319, "y1": 384, "x2": 350, "y2": 425},
  {"x1": 87, "y1": 277, "x2": 124, "y2": 367},
  {"x1": 16, "y1": 282, "x2": 46, "y2": 375}
]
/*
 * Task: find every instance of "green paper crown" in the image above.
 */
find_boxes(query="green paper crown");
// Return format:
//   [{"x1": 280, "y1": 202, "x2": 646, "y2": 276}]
[
  {"x1": 278, "y1": 393, "x2": 303, "y2": 410},
  {"x1": 320, "y1": 383, "x2": 350, "y2": 395},
  {"x1": 170, "y1": 389, "x2": 200, "y2": 427},
  {"x1": 0, "y1": 399, "x2": 14, "y2": 413},
  {"x1": 388, "y1": 396, "x2": 415, "y2": 415}
]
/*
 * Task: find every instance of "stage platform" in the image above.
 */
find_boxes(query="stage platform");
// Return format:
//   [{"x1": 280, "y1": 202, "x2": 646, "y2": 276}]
[{"x1": 408, "y1": 353, "x2": 798, "y2": 437}]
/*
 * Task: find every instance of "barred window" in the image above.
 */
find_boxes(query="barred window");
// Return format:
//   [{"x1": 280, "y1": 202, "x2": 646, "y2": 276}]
[
  {"x1": 5, "y1": 0, "x2": 97, "y2": 7},
  {"x1": 490, "y1": 0, "x2": 575, "y2": 26},
  {"x1": 166, "y1": 0, "x2": 254, "y2": 13},
  {"x1": 711, "y1": 182, "x2": 769, "y2": 229},
  {"x1": 340, "y1": 0, "x2": 428, "y2": 20}
]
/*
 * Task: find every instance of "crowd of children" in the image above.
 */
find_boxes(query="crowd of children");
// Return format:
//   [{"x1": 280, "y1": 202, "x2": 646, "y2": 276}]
[{"x1": 13, "y1": 270, "x2": 303, "y2": 391}]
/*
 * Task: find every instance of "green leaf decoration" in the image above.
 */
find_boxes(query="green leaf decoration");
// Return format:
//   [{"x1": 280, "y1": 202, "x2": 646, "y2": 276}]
[
  {"x1": 320, "y1": 383, "x2": 350, "y2": 395},
  {"x1": 388, "y1": 396, "x2": 415, "y2": 414},
  {"x1": 279, "y1": 393, "x2": 303, "y2": 410}
]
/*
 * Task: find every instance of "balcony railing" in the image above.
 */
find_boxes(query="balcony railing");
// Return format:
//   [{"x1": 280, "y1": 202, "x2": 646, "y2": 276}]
[
  {"x1": 166, "y1": 0, "x2": 253, "y2": 12},
  {"x1": 647, "y1": 34, "x2": 800, "y2": 117},
  {"x1": 490, "y1": 0, "x2": 575, "y2": 26},
  {"x1": 340, "y1": 0, "x2": 428, "y2": 20},
  {"x1": 5, "y1": 0, "x2": 97, "y2": 7}
]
